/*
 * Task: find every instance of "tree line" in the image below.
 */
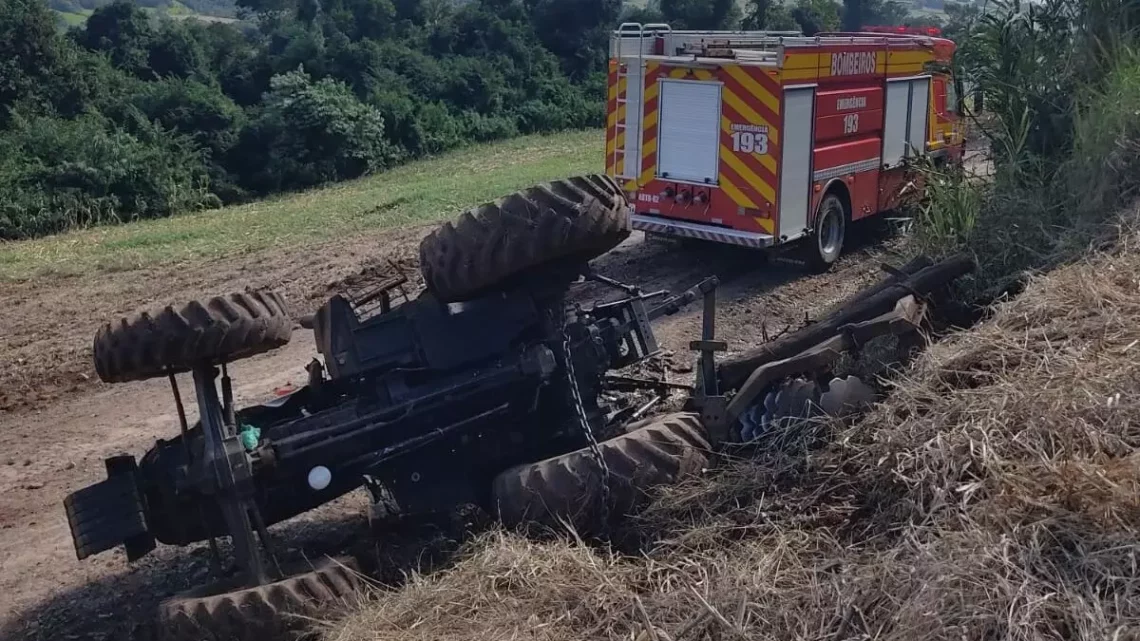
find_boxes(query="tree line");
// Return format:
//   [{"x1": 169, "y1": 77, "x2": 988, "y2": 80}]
[{"x1": 0, "y1": 0, "x2": 917, "y2": 240}]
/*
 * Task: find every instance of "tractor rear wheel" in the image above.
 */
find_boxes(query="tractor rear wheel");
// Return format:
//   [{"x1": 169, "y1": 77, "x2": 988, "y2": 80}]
[
  {"x1": 418, "y1": 174, "x2": 631, "y2": 303},
  {"x1": 156, "y1": 556, "x2": 362, "y2": 641},
  {"x1": 490, "y1": 412, "x2": 710, "y2": 534},
  {"x1": 93, "y1": 290, "x2": 292, "y2": 384}
]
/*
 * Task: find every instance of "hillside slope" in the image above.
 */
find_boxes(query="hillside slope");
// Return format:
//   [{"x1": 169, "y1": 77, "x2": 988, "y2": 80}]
[
  {"x1": 327, "y1": 211, "x2": 1140, "y2": 641},
  {"x1": 51, "y1": 0, "x2": 238, "y2": 23}
]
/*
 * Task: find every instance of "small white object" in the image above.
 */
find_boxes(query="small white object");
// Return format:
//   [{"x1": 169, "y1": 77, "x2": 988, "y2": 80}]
[{"x1": 308, "y1": 466, "x2": 332, "y2": 491}]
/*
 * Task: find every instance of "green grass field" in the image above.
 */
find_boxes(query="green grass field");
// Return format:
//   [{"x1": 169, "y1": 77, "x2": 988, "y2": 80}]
[
  {"x1": 53, "y1": 1, "x2": 238, "y2": 27},
  {"x1": 0, "y1": 130, "x2": 605, "y2": 281},
  {"x1": 55, "y1": 8, "x2": 93, "y2": 25}
]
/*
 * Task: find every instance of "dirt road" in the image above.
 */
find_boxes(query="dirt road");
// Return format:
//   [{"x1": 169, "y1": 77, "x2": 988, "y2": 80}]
[{"x1": 0, "y1": 223, "x2": 902, "y2": 640}]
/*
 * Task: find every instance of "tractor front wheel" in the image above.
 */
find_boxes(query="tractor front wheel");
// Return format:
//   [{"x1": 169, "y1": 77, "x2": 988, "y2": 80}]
[{"x1": 92, "y1": 290, "x2": 292, "y2": 384}]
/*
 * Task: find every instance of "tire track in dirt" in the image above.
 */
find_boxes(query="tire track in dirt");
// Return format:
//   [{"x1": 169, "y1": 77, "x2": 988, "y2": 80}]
[{"x1": 0, "y1": 223, "x2": 903, "y2": 641}]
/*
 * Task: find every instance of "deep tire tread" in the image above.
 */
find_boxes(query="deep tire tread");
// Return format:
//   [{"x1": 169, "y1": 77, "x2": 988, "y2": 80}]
[
  {"x1": 157, "y1": 557, "x2": 362, "y2": 641},
  {"x1": 492, "y1": 413, "x2": 710, "y2": 532},
  {"x1": 419, "y1": 174, "x2": 631, "y2": 302},
  {"x1": 93, "y1": 290, "x2": 292, "y2": 384}
]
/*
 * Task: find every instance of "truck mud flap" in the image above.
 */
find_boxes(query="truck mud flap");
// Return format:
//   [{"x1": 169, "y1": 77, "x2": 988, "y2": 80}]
[{"x1": 63, "y1": 455, "x2": 155, "y2": 562}]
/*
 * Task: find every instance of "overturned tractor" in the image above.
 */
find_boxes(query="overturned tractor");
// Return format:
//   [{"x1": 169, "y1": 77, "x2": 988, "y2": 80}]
[
  {"x1": 64, "y1": 176, "x2": 720, "y2": 638},
  {"x1": 63, "y1": 174, "x2": 975, "y2": 639}
]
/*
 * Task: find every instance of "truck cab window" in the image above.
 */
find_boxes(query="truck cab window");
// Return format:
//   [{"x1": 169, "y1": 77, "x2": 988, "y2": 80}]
[{"x1": 948, "y1": 75, "x2": 963, "y2": 115}]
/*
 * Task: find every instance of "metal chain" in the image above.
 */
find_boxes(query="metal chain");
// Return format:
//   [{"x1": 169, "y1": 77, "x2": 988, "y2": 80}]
[{"x1": 559, "y1": 319, "x2": 612, "y2": 529}]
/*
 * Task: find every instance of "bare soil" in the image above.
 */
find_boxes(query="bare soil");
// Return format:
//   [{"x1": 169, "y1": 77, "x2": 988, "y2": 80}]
[{"x1": 0, "y1": 220, "x2": 903, "y2": 641}]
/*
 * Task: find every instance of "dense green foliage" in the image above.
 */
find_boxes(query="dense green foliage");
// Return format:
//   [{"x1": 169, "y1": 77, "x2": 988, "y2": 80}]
[
  {"x1": 0, "y1": 0, "x2": 618, "y2": 238},
  {"x1": 3, "y1": 0, "x2": 919, "y2": 240}
]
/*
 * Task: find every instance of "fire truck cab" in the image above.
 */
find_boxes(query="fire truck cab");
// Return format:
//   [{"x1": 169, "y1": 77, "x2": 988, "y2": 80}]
[{"x1": 605, "y1": 23, "x2": 965, "y2": 269}]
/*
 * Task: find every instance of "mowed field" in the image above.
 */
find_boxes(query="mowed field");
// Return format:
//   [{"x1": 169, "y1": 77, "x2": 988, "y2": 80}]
[
  {"x1": 0, "y1": 130, "x2": 603, "y2": 413},
  {"x1": 0, "y1": 127, "x2": 904, "y2": 640}
]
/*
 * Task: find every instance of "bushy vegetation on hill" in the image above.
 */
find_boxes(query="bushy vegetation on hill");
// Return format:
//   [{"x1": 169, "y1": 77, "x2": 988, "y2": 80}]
[
  {"x1": 0, "y1": 0, "x2": 621, "y2": 239},
  {"x1": 2, "y1": 0, "x2": 918, "y2": 240}
]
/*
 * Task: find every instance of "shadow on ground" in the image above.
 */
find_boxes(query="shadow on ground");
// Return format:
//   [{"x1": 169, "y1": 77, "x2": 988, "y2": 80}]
[
  {"x1": 580, "y1": 218, "x2": 902, "y2": 304},
  {"x1": 1, "y1": 500, "x2": 372, "y2": 641}
]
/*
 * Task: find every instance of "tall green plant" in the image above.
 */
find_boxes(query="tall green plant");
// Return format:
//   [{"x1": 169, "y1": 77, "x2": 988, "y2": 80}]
[{"x1": 915, "y1": 0, "x2": 1140, "y2": 293}]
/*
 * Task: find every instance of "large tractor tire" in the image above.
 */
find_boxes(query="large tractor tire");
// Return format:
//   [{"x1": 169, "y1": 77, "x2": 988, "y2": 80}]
[
  {"x1": 491, "y1": 412, "x2": 710, "y2": 533},
  {"x1": 157, "y1": 556, "x2": 362, "y2": 641},
  {"x1": 419, "y1": 174, "x2": 631, "y2": 303},
  {"x1": 93, "y1": 290, "x2": 292, "y2": 384}
]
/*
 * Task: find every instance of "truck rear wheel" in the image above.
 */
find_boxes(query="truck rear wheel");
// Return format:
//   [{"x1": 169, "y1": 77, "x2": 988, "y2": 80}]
[
  {"x1": 490, "y1": 412, "x2": 710, "y2": 533},
  {"x1": 157, "y1": 556, "x2": 362, "y2": 641},
  {"x1": 93, "y1": 290, "x2": 292, "y2": 384},
  {"x1": 806, "y1": 192, "x2": 847, "y2": 272},
  {"x1": 418, "y1": 175, "x2": 631, "y2": 303}
]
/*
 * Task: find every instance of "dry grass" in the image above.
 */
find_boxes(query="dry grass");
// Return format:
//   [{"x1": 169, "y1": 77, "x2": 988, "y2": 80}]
[{"x1": 325, "y1": 212, "x2": 1140, "y2": 641}]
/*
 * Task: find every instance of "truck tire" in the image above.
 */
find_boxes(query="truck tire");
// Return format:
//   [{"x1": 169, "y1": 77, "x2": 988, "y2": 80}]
[
  {"x1": 419, "y1": 174, "x2": 631, "y2": 302},
  {"x1": 157, "y1": 556, "x2": 362, "y2": 641},
  {"x1": 491, "y1": 412, "x2": 710, "y2": 533},
  {"x1": 806, "y1": 192, "x2": 847, "y2": 272},
  {"x1": 93, "y1": 290, "x2": 292, "y2": 384}
]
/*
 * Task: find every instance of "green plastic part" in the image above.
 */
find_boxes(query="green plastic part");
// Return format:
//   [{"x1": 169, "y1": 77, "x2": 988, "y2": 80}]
[{"x1": 240, "y1": 424, "x2": 262, "y2": 451}]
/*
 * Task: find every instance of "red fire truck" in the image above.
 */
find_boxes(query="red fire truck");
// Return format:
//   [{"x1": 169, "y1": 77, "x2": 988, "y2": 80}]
[{"x1": 605, "y1": 24, "x2": 965, "y2": 269}]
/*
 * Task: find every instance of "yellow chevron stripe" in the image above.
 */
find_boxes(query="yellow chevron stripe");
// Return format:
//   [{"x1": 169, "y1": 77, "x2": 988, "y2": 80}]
[
  {"x1": 722, "y1": 89, "x2": 779, "y2": 147},
  {"x1": 644, "y1": 81, "x2": 659, "y2": 103},
  {"x1": 607, "y1": 130, "x2": 628, "y2": 157},
  {"x1": 640, "y1": 63, "x2": 658, "y2": 186},
  {"x1": 720, "y1": 172, "x2": 758, "y2": 209},
  {"x1": 641, "y1": 137, "x2": 656, "y2": 159},
  {"x1": 721, "y1": 145, "x2": 776, "y2": 203},
  {"x1": 722, "y1": 65, "x2": 780, "y2": 115},
  {"x1": 720, "y1": 116, "x2": 777, "y2": 176},
  {"x1": 752, "y1": 216, "x2": 775, "y2": 234},
  {"x1": 643, "y1": 109, "x2": 657, "y2": 130},
  {"x1": 606, "y1": 100, "x2": 626, "y2": 128}
]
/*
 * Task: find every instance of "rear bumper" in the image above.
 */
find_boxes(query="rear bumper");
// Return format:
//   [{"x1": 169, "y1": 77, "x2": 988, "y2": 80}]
[{"x1": 632, "y1": 214, "x2": 775, "y2": 249}]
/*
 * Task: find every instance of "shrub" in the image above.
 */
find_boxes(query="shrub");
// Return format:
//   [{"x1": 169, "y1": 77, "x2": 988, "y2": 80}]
[
  {"x1": 0, "y1": 113, "x2": 217, "y2": 239},
  {"x1": 914, "y1": 0, "x2": 1140, "y2": 295},
  {"x1": 238, "y1": 68, "x2": 399, "y2": 193}
]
